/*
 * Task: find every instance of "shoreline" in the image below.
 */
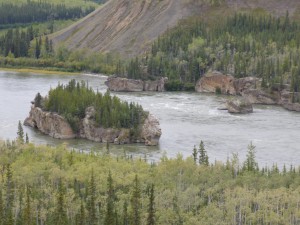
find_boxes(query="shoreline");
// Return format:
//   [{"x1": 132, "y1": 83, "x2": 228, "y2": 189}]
[{"x1": 0, "y1": 67, "x2": 80, "y2": 75}]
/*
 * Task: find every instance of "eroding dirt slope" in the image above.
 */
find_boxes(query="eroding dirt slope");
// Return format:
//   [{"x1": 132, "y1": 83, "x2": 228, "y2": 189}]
[{"x1": 51, "y1": 0, "x2": 300, "y2": 57}]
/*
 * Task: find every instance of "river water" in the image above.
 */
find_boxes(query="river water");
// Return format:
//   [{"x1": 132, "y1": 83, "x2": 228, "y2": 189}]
[{"x1": 1, "y1": 71, "x2": 300, "y2": 168}]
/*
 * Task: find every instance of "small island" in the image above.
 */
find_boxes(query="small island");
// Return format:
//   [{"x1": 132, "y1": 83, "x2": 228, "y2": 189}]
[{"x1": 24, "y1": 79, "x2": 161, "y2": 145}]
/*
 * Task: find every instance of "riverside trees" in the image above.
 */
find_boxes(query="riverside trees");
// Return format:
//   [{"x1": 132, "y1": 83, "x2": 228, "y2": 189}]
[
  {"x1": 42, "y1": 79, "x2": 147, "y2": 132},
  {"x1": 1, "y1": 140, "x2": 300, "y2": 224}
]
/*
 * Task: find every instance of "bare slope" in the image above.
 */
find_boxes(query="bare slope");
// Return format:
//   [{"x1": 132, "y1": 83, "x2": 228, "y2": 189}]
[{"x1": 51, "y1": 0, "x2": 300, "y2": 57}]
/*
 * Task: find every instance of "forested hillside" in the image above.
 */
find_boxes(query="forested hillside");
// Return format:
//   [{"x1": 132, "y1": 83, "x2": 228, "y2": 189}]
[
  {"x1": 1, "y1": 140, "x2": 300, "y2": 225},
  {"x1": 124, "y1": 12, "x2": 300, "y2": 93}
]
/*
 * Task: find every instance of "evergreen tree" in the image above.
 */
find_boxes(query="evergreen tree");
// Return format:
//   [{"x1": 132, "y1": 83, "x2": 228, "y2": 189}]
[
  {"x1": 130, "y1": 175, "x2": 141, "y2": 225},
  {"x1": 198, "y1": 141, "x2": 209, "y2": 166},
  {"x1": 23, "y1": 186, "x2": 32, "y2": 225},
  {"x1": 17, "y1": 120, "x2": 24, "y2": 144},
  {"x1": 25, "y1": 133, "x2": 29, "y2": 144},
  {"x1": 105, "y1": 171, "x2": 115, "y2": 225},
  {"x1": 192, "y1": 145, "x2": 198, "y2": 164},
  {"x1": 53, "y1": 179, "x2": 68, "y2": 225},
  {"x1": 243, "y1": 142, "x2": 257, "y2": 172},
  {"x1": 147, "y1": 184, "x2": 155, "y2": 225},
  {"x1": 122, "y1": 201, "x2": 129, "y2": 225},
  {"x1": 87, "y1": 170, "x2": 97, "y2": 225}
]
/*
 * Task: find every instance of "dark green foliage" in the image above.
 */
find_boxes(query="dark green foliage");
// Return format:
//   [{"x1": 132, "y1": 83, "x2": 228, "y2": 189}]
[
  {"x1": 43, "y1": 79, "x2": 147, "y2": 132},
  {"x1": 198, "y1": 141, "x2": 209, "y2": 166},
  {"x1": 87, "y1": 171, "x2": 97, "y2": 225},
  {"x1": 130, "y1": 175, "x2": 141, "y2": 225},
  {"x1": 147, "y1": 184, "x2": 155, "y2": 225},
  {"x1": 53, "y1": 179, "x2": 68, "y2": 225},
  {"x1": 243, "y1": 142, "x2": 258, "y2": 172},
  {"x1": 215, "y1": 86, "x2": 222, "y2": 95},
  {"x1": 105, "y1": 171, "x2": 115, "y2": 225},
  {"x1": 0, "y1": 2, "x2": 95, "y2": 26},
  {"x1": 122, "y1": 201, "x2": 129, "y2": 225},
  {"x1": 127, "y1": 12, "x2": 300, "y2": 92},
  {"x1": 23, "y1": 187, "x2": 32, "y2": 225},
  {"x1": 17, "y1": 121, "x2": 24, "y2": 144},
  {"x1": 192, "y1": 145, "x2": 197, "y2": 164}
]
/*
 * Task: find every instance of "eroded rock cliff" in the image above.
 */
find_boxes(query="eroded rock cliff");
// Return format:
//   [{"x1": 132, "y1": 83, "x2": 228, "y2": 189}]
[{"x1": 24, "y1": 105, "x2": 161, "y2": 146}]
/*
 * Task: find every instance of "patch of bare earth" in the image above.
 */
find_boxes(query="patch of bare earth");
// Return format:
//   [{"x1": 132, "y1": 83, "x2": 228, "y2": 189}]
[{"x1": 51, "y1": 0, "x2": 300, "y2": 57}]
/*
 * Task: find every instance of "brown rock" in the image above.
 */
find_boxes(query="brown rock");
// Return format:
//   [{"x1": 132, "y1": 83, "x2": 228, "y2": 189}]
[
  {"x1": 234, "y1": 77, "x2": 261, "y2": 94},
  {"x1": 24, "y1": 106, "x2": 76, "y2": 139},
  {"x1": 282, "y1": 102, "x2": 300, "y2": 112},
  {"x1": 195, "y1": 71, "x2": 236, "y2": 95},
  {"x1": 105, "y1": 77, "x2": 144, "y2": 92},
  {"x1": 105, "y1": 77, "x2": 167, "y2": 92},
  {"x1": 241, "y1": 89, "x2": 276, "y2": 105},
  {"x1": 226, "y1": 98, "x2": 253, "y2": 114},
  {"x1": 141, "y1": 114, "x2": 162, "y2": 146}
]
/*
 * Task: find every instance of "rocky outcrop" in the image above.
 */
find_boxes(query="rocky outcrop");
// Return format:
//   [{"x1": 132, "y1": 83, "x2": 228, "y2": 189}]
[
  {"x1": 241, "y1": 89, "x2": 277, "y2": 105},
  {"x1": 141, "y1": 114, "x2": 162, "y2": 146},
  {"x1": 282, "y1": 102, "x2": 300, "y2": 112},
  {"x1": 226, "y1": 98, "x2": 253, "y2": 114},
  {"x1": 234, "y1": 77, "x2": 261, "y2": 94},
  {"x1": 24, "y1": 106, "x2": 162, "y2": 146},
  {"x1": 105, "y1": 77, "x2": 144, "y2": 92},
  {"x1": 24, "y1": 106, "x2": 76, "y2": 139},
  {"x1": 105, "y1": 76, "x2": 167, "y2": 92},
  {"x1": 195, "y1": 71, "x2": 236, "y2": 95}
]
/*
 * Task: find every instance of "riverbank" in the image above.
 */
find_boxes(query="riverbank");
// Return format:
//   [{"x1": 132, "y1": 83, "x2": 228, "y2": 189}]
[{"x1": 0, "y1": 67, "x2": 80, "y2": 75}]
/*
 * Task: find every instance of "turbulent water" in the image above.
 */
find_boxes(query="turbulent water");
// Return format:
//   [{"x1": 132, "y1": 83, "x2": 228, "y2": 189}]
[{"x1": 1, "y1": 71, "x2": 300, "y2": 167}]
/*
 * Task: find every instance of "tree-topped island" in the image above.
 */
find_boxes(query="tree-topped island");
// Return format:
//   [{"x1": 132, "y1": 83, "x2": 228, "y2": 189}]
[{"x1": 24, "y1": 79, "x2": 161, "y2": 145}]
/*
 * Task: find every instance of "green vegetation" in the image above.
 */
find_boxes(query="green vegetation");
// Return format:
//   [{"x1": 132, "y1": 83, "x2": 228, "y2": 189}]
[
  {"x1": 0, "y1": 2, "x2": 95, "y2": 26},
  {"x1": 41, "y1": 79, "x2": 147, "y2": 131},
  {"x1": 1, "y1": 139, "x2": 300, "y2": 224},
  {"x1": 123, "y1": 12, "x2": 300, "y2": 95}
]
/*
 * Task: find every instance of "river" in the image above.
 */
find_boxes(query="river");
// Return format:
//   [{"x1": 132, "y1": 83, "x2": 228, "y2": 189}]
[{"x1": 1, "y1": 70, "x2": 300, "y2": 168}]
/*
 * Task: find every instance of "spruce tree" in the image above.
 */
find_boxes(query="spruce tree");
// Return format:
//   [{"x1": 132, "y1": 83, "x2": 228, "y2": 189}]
[
  {"x1": 23, "y1": 186, "x2": 32, "y2": 225},
  {"x1": 87, "y1": 170, "x2": 97, "y2": 225},
  {"x1": 243, "y1": 142, "x2": 257, "y2": 172},
  {"x1": 53, "y1": 179, "x2": 68, "y2": 225},
  {"x1": 192, "y1": 145, "x2": 197, "y2": 164},
  {"x1": 122, "y1": 201, "x2": 129, "y2": 225},
  {"x1": 147, "y1": 184, "x2": 155, "y2": 225},
  {"x1": 198, "y1": 141, "x2": 209, "y2": 166},
  {"x1": 130, "y1": 175, "x2": 141, "y2": 225},
  {"x1": 104, "y1": 171, "x2": 115, "y2": 225},
  {"x1": 17, "y1": 121, "x2": 24, "y2": 144}
]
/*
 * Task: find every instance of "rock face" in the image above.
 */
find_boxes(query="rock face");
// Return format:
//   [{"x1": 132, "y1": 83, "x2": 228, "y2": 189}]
[
  {"x1": 141, "y1": 114, "x2": 162, "y2": 146},
  {"x1": 24, "y1": 106, "x2": 162, "y2": 146},
  {"x1": 24, "y1": 106, "x2": 76, "y2": 139},
  {"x1": 234, "y1": 77, "x2": 261, "y2": 94},
  {"x1": 226, "y1": 98, "x2": 253, "y2": 114},
  {"x1": 105, "y1": 77, "x2": 144, "y2": 92},
  {"x1": 105, "y1": 77, "x2": 167, "y2": 92},
  {"x1": 195, "y1": 71, "x2": 236, "y2": 95},
  {"x1": 241, "y1": 89, "x2": 277, "y2": 105}
]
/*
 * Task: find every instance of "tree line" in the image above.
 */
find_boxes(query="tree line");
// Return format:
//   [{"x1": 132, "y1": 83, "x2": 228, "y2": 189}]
[
  {"x1": 0, "y1": 2, "x2": 95, "y2": 26},
  {"x1": 41, "y1": 79, "x2": 147, "y2": 132},
  {"x1": 1, "y1": 135, "x2": 300, "y2": 224},
  {"x1": 0, "y1": 26, "x2": 53, "y2": 58},
  {"x1": 122, "y1": 12, "x2": 300, "y2": 93}
]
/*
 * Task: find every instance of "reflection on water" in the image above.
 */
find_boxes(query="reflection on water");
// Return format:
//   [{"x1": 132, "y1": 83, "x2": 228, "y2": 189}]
[{"x1": 1, "y1": 70, "x2": 300, "y2": 167}]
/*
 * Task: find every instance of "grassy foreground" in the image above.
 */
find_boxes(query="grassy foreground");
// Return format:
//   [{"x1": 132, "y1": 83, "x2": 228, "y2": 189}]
[{"x1": 0, "y1": 140, "x2": 300, "y2": 224}]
